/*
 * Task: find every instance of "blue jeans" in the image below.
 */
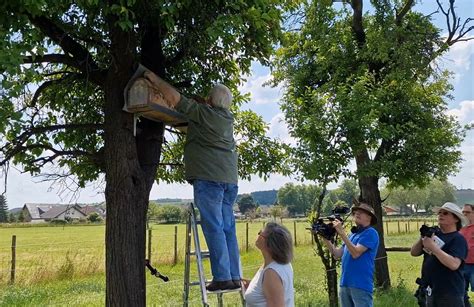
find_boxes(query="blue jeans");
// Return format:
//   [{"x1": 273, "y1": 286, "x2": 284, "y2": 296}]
[
  {"x1": 193, "y1": 179, "x2": 240, "y2": 281},
  {"x1": 340, "y1": 287, "x2": 373, "y2": 307}
]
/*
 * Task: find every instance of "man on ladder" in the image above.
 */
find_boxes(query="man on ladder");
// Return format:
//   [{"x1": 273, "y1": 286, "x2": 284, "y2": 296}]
[{"x1": 144, "y1": 71, "x2": 241, "y2": 292}]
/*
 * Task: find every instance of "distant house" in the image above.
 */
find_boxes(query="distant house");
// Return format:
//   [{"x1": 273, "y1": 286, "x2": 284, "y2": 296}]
[
  {"x1": 22, "y1": 203, "x2": 87, "y2": 223},
  {"x1": 383, "y1": 205, "x2": 399, "y2": 216},
  {"x1": 80, "y1": 205, "x2": 106, "y2": 219}
]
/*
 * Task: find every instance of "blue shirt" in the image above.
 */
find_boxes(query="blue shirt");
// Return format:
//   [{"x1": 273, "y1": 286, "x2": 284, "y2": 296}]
[{"x1": 340, "y1": 227, "x2": 379, "y2": 293}]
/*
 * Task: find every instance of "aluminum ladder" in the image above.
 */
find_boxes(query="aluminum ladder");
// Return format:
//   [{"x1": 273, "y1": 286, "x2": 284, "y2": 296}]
[{"x1": 183, "y1": 203, "x2": 245, "y2": 307}]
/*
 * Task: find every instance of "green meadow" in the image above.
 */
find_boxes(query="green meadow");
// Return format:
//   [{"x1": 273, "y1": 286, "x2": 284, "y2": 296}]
[{"x1": 0, "y1": 219, "x2": 445, "y2": 306}]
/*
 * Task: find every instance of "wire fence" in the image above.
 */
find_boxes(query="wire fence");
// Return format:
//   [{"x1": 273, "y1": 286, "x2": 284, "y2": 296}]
[{"x1": 0, "y1": 217, "x2": 436, "y2": 286}]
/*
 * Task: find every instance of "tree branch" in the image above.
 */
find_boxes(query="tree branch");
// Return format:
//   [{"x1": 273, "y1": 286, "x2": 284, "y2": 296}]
[
  {"x1": 23, "y1": 54, "x2": 78, "y2": 67},
  {"x1": 350, "y1": 0, "x2": 366, "y2": 46},
  {"x1": 437, "y1": 0, "x2": 474, "y2": 46},
  {"x1": 396, "y1": 0, "x2": 414, "y2": 25},
  {"x1": 0, "y1": 123, "x2": 103, "y2": 166},
  {"x1": 26, "y1": 14, "x2": 105, "y2": 86}
]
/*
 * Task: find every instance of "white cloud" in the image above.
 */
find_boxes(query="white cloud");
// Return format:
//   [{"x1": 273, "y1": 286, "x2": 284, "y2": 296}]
[
  {"x1": 446, "y1": 100, "x2": 474, "y2": 125},
  {"x1": 239, "y1": 73, "x2": 283, "y2": 105},
  {"x1": 267, "y1": 113, "x2": 296, "y2": 145},
  {"x1": 438, "y1": 37, "x2": 474, "y2": 83}
]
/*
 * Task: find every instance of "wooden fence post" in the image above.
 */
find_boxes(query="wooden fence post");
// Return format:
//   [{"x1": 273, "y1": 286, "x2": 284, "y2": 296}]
[
  {"x1": 386, "y1": 221, "x2": 389, "y2": 235},
  {"x1": 174, "y1": 225, "x2": 178, "y2": 265},
  {"x1": 246, "y1": 222, "x2": 249, "y2": 252},
  {"x1": 294, "y1": 221, "x2": 297, "y2": 247},
  {"x1": 10, "y1": 235, "x2": 16, "y2": 285},
  {"x1": 397, "y1": 220, "x2": 401, "y2": 234},
  {"x1": 147, "y1": 229, "x2": 152, "y2": 260}
]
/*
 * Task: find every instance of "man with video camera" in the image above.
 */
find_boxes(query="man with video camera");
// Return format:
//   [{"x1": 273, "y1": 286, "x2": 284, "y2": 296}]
[
  {"x1": 321, "y1": 202, "x2": 379, "y2": 307},
  {"x1": 410, "y1": 202, "x2": 468, "y2": 307}
]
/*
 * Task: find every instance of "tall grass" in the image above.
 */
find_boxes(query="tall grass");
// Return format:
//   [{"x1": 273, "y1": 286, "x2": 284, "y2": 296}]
[
  {"x1": 0, "y1": 246, "x2": 427, "y2": 306},
  {"x1": 0, "y1": 218, "x2": 438, "y2": 306}
]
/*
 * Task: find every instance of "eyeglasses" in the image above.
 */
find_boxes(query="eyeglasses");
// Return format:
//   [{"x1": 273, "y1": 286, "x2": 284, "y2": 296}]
[{"x1": 438, "y1": 211, "x2": 450, "y2": 216}]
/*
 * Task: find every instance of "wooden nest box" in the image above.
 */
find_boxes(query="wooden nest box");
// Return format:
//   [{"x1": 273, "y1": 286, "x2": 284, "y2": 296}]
[{"x1": 123, "y1": 65, "x2": 187, "y2": 132}]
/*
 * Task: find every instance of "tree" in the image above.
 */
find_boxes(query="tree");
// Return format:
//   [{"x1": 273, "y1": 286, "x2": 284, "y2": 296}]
[
  {"x1": 87, "y1": 212, "x2": 103, "y2": 223},
  {"x1": 0, "y1": 195, "x2": 8, "y2": 223},
  {"x1": 382, "y1": 179, "x2": 456, "y2": 213},
  {"x1": 273, "y1": 0, "x2": 472, "y2": 296},
  {"x1": 277, "y1": 183, "x2": 321, "y2": 216},
  {"x1": 0, "y1": 2, "x2": 288, "y2": 305},
  {"x1": 8, "y1": 212, "x2": 17, "y2": 223},
  {"x1": 237, "y1": 194, "x2": 257, "y2": 215},
  {"x1": 17, "y1": 210, "x2": 25, "y2": 223},
  {"x1": 269, "y1": 204, "x2": 286, "y2": 221},
  {"x1": 155, "y1": 205, "x2": 183, "y2": 223}
]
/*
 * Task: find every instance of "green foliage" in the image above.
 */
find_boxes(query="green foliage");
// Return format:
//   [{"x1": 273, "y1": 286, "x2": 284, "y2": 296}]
[
  {"x1": 57, "y1": 252, "x2": 75, "y2": 280},
  {"x1": 0, "y1": 0, "x2": 289, "y2": 187},
  {"x1": 8, "y1": 212, "x2": 17, "y2": 223},
  {"x1": 322, "y1": 179, "x2": 359, "y2": 214},
  {"x1": 148, "y1": 204, "x2": 183, "y2": 224},
  {"x1": 237, "y1": 194, "x2": 257, "y2": 215},
  {"x1": 0, "y1": 195, "x2": 8, "y2": 222},
  {"x1": 277, "y1": 183, "x2": 322, "y2": 215},
  {"x1": 86, "y1": 212, "x2": 103, "y2": 223},
  {"x1": 18, "y1": 210, "x2": 25, "y2": 222},
  {"x1": 50, "y1": 219, "x2": 67, "y2": 225},
  {"x1": 381, "y1": 179, "x2": 456, "y2": 212},
  {"x1": 272, "y1": 1, "x2": 465, "y2": 188},
  {"x1": 269, "y1": 204, "x2": 286, "y2": 220}
]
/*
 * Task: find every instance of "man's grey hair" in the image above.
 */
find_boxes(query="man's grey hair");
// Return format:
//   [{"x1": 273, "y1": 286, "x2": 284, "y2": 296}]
[
  {"x1": 264, "y1": 222, "x2": 293, "y2": 264},
  {"x1": 209, "y1": 84, "x2": 233, "y2": 109}
]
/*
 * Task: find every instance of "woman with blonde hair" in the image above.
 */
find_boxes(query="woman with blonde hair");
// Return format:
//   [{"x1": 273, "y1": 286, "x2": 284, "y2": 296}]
[{"x1": 244, "y1": 222, "x2": 294, "y2": 307}]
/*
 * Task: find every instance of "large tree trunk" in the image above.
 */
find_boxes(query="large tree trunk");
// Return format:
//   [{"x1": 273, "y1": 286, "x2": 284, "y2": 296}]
[
  {"x1": 358, "y1": 175, "x2": 391, "y2": 289},
  {"x1": 103, "y1": 20, "x2": 165, "y2": 306}
]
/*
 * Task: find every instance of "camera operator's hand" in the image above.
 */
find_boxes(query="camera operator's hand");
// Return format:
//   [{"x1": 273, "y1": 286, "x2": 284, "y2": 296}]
[
  {"x1": 421, "y1": 235, "x2": 438, "y2": 254},
  {"x1": 332, "y1": 219, "x2": 344, "y2": 235}
]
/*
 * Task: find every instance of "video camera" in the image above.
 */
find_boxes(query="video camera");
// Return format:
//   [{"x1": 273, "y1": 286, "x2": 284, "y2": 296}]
[
  {"x1": 419, "y1": 224, "x2": 444, "y2": 254},
  {"x1": 311, "y1": 206, "x2": 350, "y2": 241},
  {"x1": 419, "y1": 224, "x2": 440, "y2": 238}
]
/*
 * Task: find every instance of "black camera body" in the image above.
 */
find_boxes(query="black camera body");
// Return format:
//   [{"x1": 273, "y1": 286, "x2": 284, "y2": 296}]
[
  {"x1": 311, "y1": 206, "x2": 350, "y2": 241},
  {"x1": 420, "y1": 224, "x2": 440, "y2": 238}
]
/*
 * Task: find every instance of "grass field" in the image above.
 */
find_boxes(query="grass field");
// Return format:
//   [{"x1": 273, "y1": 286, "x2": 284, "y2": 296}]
[{"x1": 0, "y1": 218, "x2": 447, "y2": 306}]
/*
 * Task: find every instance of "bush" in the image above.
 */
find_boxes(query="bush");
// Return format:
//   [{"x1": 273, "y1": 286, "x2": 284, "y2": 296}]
[{"x1": 50, "y1": 219, "x2": 68, "y2": 225}]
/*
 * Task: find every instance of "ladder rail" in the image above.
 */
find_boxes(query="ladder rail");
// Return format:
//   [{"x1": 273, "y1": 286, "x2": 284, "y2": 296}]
[
  {"x1": 190, "y1": 204, "x2": 209, "y2": 306},
  {"x1": 183, "y1": 202, "x2": 244, "y2": 307}
]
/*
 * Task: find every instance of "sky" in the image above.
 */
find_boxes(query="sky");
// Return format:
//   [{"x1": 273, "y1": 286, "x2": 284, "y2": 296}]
[{"x1": 3, "y1": 1, "x2": 474, "y2": 209}]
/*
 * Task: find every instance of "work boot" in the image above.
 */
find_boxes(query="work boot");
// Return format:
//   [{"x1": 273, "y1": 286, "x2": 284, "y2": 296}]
[{"x1": 206, "y1": 280, "x2": 239, "y2": 291}]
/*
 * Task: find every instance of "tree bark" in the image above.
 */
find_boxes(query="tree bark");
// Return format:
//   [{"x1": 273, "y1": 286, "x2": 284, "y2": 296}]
[
  {"x1": 313, "y1": 234, "x2": 339, "y2": 307},
  {"x1": 103, "y1": 16, "x2": 165, "y2": 306},
  {"x1": 358, "y1": 175, "x2": 391, "y2": 289}
]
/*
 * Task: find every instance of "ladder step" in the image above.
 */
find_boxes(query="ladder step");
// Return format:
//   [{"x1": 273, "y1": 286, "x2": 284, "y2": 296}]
[
  {"x1": 190, "y1": 250, "x2": 210, "y2": 258},
  {"x1": 187, "y1": 281, "x2": 242, "y2": 293}
]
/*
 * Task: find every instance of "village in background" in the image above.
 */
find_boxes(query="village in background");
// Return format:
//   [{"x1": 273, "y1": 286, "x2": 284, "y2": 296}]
[{"x1": 1, "y1": 179, "x2": 473, "y2": 225}]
